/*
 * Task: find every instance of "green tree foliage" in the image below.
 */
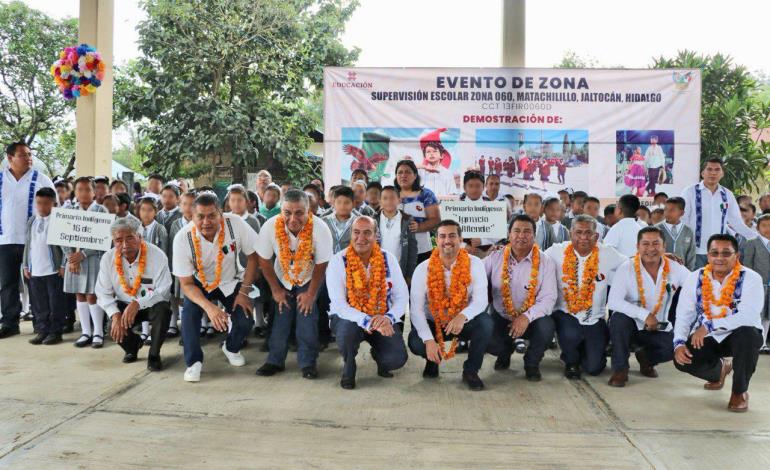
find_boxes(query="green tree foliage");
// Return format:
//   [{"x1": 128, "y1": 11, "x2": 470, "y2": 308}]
[
  {"x1": 653, "y1": 51, "x2": 769, "y2": 193},
  {"x1": 0, "y1": 1, "x2": 77, "y2": 176},
  {"x1": 115, "y1": 0, "x2": 359, "y2": 184}
]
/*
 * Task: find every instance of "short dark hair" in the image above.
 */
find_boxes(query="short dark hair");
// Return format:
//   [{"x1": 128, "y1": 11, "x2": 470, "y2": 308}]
[
  {"x1": 381, "y1": 185, "x2": 397, "y2": 195},
  {"x1": 5, "y1": 141, "x2": 29, "y2": 156},
  {"x1": 740, "y1": 203, "x2": 756, "y2": 215},
  {"x1": 637, "y1": 226, "x2": 664, "y2": 243},
  {"x1": 350, "y1": 169, "x2": 369, "y2": 182},
  {"x1": 148, "y1": 174, "x2": 164, "y2": 182},
  {"x1": 485, "y1": 173, "x2": 500, "y2": 181},
  {"x1": 93, "y1": 176, "x2": 109, "y2": 185},
  {"x1": 637, "y1": 205, "x2": 651, "y2": 215},
  {"x1": 543, "y1": 196, "x2": 560, "y2": 209},
  {"x1": 394, "y1": 160, "x2": 422, "y2": 192},
  {"x1": 110, "y1": 180, "x2": 127, "y2": 191},
  {"x1": 756, "y1": 213, "x2": 770, "y2": 228},
  {"x1": 333, "y1": 186, "x2": 354, "y2": 201},
  {"x1": 436, "y1": 219, "x2": 462, "y2": 238},
  {"x1": 604, "y1": 204, "x2": 616, "y2": 217},
  {"x1": 572, "y1": 191, "x2": 588, "y2": 202},
  {"x1": 181, "y1": 189, "x2": 197, "y2": 200},
  {"x1": 702, "y1": 157, "x2": 724, "y2": 170},
  {"x1": 509, "y1": 213, "x2": 536, "y2": 233},
  {"x1": 366, "y1": 181, "x2": 383, "y2": 192},
  {"x1": 73, "y1": 176, "x2": 95, "y2": 189},
  {"x1": 247, "y1": 190, "x2": 259, "y2": 204},
  {"x1": 665, "y1": 197, "x2": 686, "y2": 211},
  {"x1": 137, "y1": 196, "x2": 158, "y2": 211},
  {"x1": 463, "y1": 170, "x2": 485, "y2": 186},
  {"x1": 116, "y1": 192, "x2": 132, "y2": 207},
  {"x1": 302, "y1": 183, "x2": 322, "y2": 200},
  {"x1": 707, "y1": 233, "x2": 739, "y2": 253},
  {"x1": 523, "y1": 192, "x2": 542, "y2": 204},
  {"x1": 194, "y1": 192, "x2": 220, "y2": 208},
  {"x1": 102, "y1": 193, "x2": 119, "y2": 205},
  {"x1": 35, "y1": 187, "x2": 56, "y2": 200},
  {"x1": 162, "y1": 183, "x2": 180, "y2": 196},
  {"x1": 618, "y1": 194, "x2": 641, "y2": 217},
  {"x1": 653, "y1": 192, "x2": 668, "y2": 200}
]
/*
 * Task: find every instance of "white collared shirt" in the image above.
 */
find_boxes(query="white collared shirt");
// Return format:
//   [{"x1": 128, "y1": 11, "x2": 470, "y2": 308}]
[
  {"x1": 255, "y1": 215, "x2": 333, "y2": 290},
  {"x1": 607, "y1": 257, "x2": 691, "y2": 331},
  {"x1": 418, "y1": 166, "x2": 458, "y2": 197},
  {"x1": 409, "y1": 253, "x2": 488, "y2": 342},
  {"x1": 0, "y1": 167, "x2": 54, "y2": 245},
  {"x1": 603, "y1": 217, "x2": 643, "y2": 257},
  {"x1": 95, "y1": 243, "x2": 172, "y2": 317},
  {"x1": 674, "y1": 266, "x2": 764, "y2": 345},
  {"x1": 172, "y1": 214, "x2": 258, "y2": 296},
  {"x1": 545, "y1": 242, "x2": 627, "y2": 325},
  {"x1": 28, "y1": 215, "x2": 56, "y2": 276},
  {"x1": 681, "y1": 182, "x2": 756, "y2": 254},
  {"x1": 326, "y1": 247, "x2": 408, "y2": 329},
  {"x1": 379, "y1": 211, "x2": 402, "y2": 262}
]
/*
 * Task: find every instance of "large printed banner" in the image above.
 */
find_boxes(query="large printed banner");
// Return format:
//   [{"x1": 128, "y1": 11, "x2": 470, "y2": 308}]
[{"x1": 323, "y1": 68, "x2": 701, "y2": 202}]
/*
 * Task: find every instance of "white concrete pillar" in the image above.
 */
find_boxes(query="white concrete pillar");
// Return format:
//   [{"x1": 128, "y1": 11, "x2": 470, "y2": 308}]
[
  {"x1": 75, "y1": 0, "x2": 113, "y2": 177},
  {"x1": 501, "y1": 0, "x2": 526, "y2": 67}
]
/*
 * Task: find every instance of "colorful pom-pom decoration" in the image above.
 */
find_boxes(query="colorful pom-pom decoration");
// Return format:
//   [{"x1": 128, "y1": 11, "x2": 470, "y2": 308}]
[{"x1": 50, "y1": 44, "x2": 106, "y2": 99}]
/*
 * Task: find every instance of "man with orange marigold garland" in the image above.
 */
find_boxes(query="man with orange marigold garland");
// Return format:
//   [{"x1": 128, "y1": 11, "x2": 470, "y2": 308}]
[
  {"x1": 95, "y1": 217, "x2": 171, "y2": 371},
  {"x1": 255, "y1": 189, "x2": 333, "y2": 380},
  {"x1": 484, "y1": 214, "x2": 558, "y2": 381},
  {"x1": 673, "y1": 233, "x2": 764, "y2": 412},
  {"x1": 545, "y1": 214, "x2": 626, "y2": 380},
  {"x1": 326, "y1": 217, "x2": 409, "y2": 390},
  {"x1": 606, "y1": 226, "x2": 690, "y2": 387},
  {"x1": 173, "y1": 193, "x2": 260, "y2": 383},
  {"x1": 409, "y1": 220, "x2": 492, "y2": 391}
]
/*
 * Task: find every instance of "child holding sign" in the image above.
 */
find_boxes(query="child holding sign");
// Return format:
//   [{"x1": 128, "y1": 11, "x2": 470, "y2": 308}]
[{"x1": 63, "y1": 177, "x2": 109, "y2": 349}]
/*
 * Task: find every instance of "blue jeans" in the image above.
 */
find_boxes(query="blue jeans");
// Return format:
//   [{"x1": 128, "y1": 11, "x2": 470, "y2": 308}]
[
  {"x1": 608, "y1": 312, "x2": 673, "y2": 372},
  {"x1": 487, "y1": 313, "x2": 555, "y2": 368},
  {"x1": 266, "y1": 282, "x2": 319, "y2": 369},
  {"x1": 332, "y1": 316, "x2": 408, "y2": 378},
  {"x1": 552, "y1": 310, "x2": 608, "y2": 375},
  {"x1": 181, "y1": 282, "x2": 252, "y2": 367},
  {"x1": 408, "y1": 313, "x2": 493, "y2": 374}
]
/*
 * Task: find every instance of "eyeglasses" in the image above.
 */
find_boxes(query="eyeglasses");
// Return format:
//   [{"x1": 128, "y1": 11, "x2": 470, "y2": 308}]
[{"x1": 707, "y1": 250, "x2": 736, "y2": 258}]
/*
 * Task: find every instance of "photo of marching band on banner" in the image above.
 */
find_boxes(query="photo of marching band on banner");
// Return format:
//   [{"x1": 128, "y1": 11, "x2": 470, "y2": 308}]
[
  {"x1": 340, "y1": 127, "x2": 461, "y2": 197},
  {"x1": 615, "y1": 130, "x2": 675, "y2": 197},
  {"x1": 474, "y1": 128, "x2": 589, "y2": 195}
]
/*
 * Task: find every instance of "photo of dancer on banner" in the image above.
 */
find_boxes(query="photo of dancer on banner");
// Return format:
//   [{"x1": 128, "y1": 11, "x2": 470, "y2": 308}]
[{"x1": 615, "y1": 130, "x2": 675, "y2": 197}]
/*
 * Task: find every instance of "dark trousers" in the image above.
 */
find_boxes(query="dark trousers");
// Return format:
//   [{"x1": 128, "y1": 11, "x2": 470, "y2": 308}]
[
  {"x1": 317, "y1": 281, "x2": 332, "y2": 343},
  {"x1": 552, "y1": 310, "x2": 608, "y2": 375},
  {"x1": 407, "y1": 313, "x2": 493, "y2": 374},
  {"x1": 29, "y1": 273, "x2": 67, "y2": 335},
  {"x1": 266, "y1": 282, "x2": 319, "y2": 369},
  {"x1": 332, "y1": 316, "x2": 408, "y2": 378},
  {"x1": 609, "y1": 312, "x2": 673, "y2": 372},
  {"x1": 0, "y1": 244, "x2": 24, "y2": 328},
  {"x1": 117, "y1": 301, "x2": 171, "y2": 359},
  {"x1": 487, "y1": 313, "x2": 555, "y2": 368},
  {"x1": 646, "y1": 167, "x2": 661, "y2": 194},
  {"x1": 674, "y1": 326, "x2": 762, "y2": 394},
  {"x1": 181, "y1": 283, "x2": 252, "y2": 367}
]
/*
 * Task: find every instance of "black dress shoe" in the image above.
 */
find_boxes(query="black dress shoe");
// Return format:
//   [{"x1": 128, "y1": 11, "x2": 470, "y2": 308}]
[
  {"x1": 255, "y1": 363, "x2": 285, "y2": 376},
  {"x1": 166, "y1": 327, "x2": 179, "y2": 338},
  {"x1": 564, "y1": 364, "x2": 581, "y2": 380},
  {"x1": 74, "y1": 334, "x2": 92, "y2": 348},
  {"x1": 456, "y1": 341, "x2": 469, "y2": 353},
  {"x1": 123, "y1": 352, "x2": 138, "y2": 363},
  {"x1": 28, "y1": 333, "x2": 47, "y2": 345},
  {"x1": 494, "y1": 356, "x2": 511, "y2": 370},
  {"x1": 22, "y1": 312, "x2": 34, "y2": 321},
  {"x1": 301, "y1": 366, "x2": 318, "y2": 379},
  {"x1": 377, "y1": 367, "x2": 394, "y2": 378},
  {"x1": 525, "y1": 366, "x2": 542, "y2": 382},
  {"x1": 147, "y1": 355, "x2": 163, "y2": 371},
  {"x1": 462, "y1": 371, "x2": 485, "y2": 391},
  {"x1": 340, "y1": 376, "x2": 356, "y2": 390},
  {"x1": 0, "y1": 325, "x2": 20, "y2": 339},
  {"x1": 42, "y1": 334, "x2": 63, "y2": 345},
  {"x1": 423, "y1": 361, "x2": 439, "y2": 378}
]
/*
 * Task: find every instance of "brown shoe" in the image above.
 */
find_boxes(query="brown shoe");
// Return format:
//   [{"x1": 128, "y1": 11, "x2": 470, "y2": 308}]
[
  {"x1": 704, "y1": 358, "x2": 733, "y2": 391},
  {"x1": 728, "y1": 392, "x2": 749, "y2": 412},
  {"x1": 608, "y1": 369, "x2": 629, "y2": 387},
  {"x1": 635, "y1": 350, "x2": 658, "y2": 378}
]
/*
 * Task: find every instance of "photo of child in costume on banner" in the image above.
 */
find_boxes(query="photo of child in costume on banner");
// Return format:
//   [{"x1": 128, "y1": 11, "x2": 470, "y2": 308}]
[{"x1": 615, "y1": 130, "x2": 675, "y2": 197}]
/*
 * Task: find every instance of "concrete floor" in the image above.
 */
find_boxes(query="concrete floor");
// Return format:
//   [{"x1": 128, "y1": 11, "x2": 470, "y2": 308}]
[{"x1": 1, "y1": 321, "x2": 769, "y2": 469}]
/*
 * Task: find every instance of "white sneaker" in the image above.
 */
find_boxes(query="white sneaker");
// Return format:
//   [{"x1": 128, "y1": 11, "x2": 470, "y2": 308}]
[
  {"x1": 222, "y1": 344, "x2": 245, "y2": 367},
  {"x1": 184, "y1": 361, "x2": 202, "y2": 382}
]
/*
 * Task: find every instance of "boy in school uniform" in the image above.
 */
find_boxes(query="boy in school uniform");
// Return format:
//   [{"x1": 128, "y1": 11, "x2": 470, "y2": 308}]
[
  {"x1": 167, "y1": 190, "x2": 196, "y2": 338},
  {"x1": 137, "y1": 196, "x2": 169, "y2": 345},
  {"x1": 374, "y1": 185, "x2": 418, "y2": 285},
  {"x1": 655, "y1": 197, "x2": 696, "y2": 270},
  {"x1": 23, "y1": 188, "x2": 66, "y2": 345},
  {"x1": 156, "y1": 183, "x2": 182, "y2": 233}
]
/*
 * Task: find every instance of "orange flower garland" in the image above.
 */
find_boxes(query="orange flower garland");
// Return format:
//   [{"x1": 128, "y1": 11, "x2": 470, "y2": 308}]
[
  {"x1": 633, "y1": 254, "x2": 670, "y2": 316},
  {"x1": 427, "y1": 248, "x2": 471, "y2": 360},
  {"x1": 345, "y1": 243, "x2": 388, "y2": 316},
  {"x1": 562, "y1": 243, "x2": 600, "y2": 315},
  {"x1": 115, "y1": 241, "x2": 147, "y2": 297},
  {"x1": 501, "y1": 245, "x2": 540, "y2": 317},
  {"x1": 191, "y1": 219, "x2": 226, "y2": 292},
  {"x1": 702, "y1": 262, "x2": 743, "y2": 320},
  {"x1": 275, "y1": 215, "x2": 314, "y2": 287}
]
